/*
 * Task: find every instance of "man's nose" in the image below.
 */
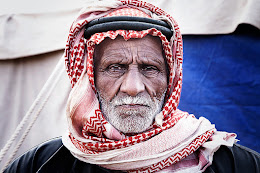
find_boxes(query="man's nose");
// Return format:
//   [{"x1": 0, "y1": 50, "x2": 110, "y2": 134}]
[{"x1": 120, "y1": 69, "x2": 145, "y2": 97}]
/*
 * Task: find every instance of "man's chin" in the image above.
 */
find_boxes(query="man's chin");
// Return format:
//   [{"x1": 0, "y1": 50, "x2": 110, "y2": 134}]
[{"x1": 110, "y1": 115, "x2": 153, "y2": 134}]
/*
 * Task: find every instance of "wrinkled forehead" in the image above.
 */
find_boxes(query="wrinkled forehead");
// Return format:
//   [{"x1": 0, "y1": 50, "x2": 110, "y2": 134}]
[
  {"x1": 94, "y1": 35, "x2": 163, "y2": 58},
  {"x1": 85, "y1": 6, "x2": 174, "y2": 93}
]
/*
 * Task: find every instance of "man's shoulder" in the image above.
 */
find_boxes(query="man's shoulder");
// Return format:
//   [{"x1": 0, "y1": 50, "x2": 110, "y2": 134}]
[
  {"x1": 205, "y1": 143, "x2": 260, "y2": 173},
  {"x1": 4, "y1": 137, "x2": 65, "y2": 172},
  {"x1": 4, "y1": 137, "x2": 113, "y2": 173}
]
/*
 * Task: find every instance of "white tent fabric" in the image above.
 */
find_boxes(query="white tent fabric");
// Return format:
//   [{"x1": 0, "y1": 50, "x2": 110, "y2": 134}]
[
  {"x1": 0, "y1": 51, "x2": 71, "y2": 169},
  {"x1": 0, "y1": 0, "x2": 260, "y2": 169}
]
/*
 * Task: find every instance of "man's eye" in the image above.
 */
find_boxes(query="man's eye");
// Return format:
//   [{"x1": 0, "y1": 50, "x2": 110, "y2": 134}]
[
  {"x1": 141, "y1": 65, "x2": 160, "y2": 77},
  {"x1": 106, "y1": 64, "x2": 126, "y2": 76}
]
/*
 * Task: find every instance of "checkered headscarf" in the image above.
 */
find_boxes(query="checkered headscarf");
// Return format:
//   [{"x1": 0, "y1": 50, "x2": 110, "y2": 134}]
[{"x1": 62, "y1": 1, "x2": 236, "y2": 172}]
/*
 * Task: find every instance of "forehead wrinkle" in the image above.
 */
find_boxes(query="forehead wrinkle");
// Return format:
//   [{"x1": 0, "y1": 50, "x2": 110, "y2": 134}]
[
  {"x1": 122, "y1": 42, "x2": 133, "y2": 64},
  {"x1": 100, "y1": 47, "x2": 130, "y2": 66},
  {"x1": 136, "y1": 41, "x2": 163, "y2": 56},
  {"x1": 136, "y1": 46, "x2": 164, "y2": 66},
  {"x1": 106, "y1": 41, "x2": 134, "y2": 65},
  {"x1": 101, "y1": 55, "x2": 129, "y2": 68},
  {"x1": 101, "y1": 39, "x2": 130, "y2": 57},
  {"x1": 122, "y1": 41, "x2": 164, "y2": 65}
]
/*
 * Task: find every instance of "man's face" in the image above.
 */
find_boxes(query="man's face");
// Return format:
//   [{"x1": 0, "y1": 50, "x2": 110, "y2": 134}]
[{"x1": 94, "y1": 35, "x2": 168, "y2": 133}]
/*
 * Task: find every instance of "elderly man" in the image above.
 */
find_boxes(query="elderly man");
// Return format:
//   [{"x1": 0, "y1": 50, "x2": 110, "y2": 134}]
[{"x1": 4, "y1": 0, "x2": 260, "y2": 172}]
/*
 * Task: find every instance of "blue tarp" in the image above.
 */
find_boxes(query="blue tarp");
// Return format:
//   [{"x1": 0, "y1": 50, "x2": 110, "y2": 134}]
[{"x1": 178, "y1": 25, "x2": 260, "y2": 152}]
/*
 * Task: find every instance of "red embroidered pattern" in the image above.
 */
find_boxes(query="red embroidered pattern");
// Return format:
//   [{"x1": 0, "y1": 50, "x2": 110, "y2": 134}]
[{"x1": 71, "y1": 111, "x2": 185, "y2": 152}]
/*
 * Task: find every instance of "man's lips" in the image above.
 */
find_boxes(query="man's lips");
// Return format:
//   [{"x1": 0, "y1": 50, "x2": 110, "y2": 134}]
[{"x1": 115, "y1": 104, "x2": 149, "y2": 109}]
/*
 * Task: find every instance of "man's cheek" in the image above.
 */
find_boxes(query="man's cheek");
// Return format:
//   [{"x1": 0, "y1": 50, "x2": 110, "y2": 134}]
[{"x1": 96, "y1": 76, "x2": 121, "y2": 101}]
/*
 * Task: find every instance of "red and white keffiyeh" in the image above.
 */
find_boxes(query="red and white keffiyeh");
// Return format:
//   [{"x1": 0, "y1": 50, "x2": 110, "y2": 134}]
[{"x1": 62, "y1": 0, "x2": 237, "y2": 172}]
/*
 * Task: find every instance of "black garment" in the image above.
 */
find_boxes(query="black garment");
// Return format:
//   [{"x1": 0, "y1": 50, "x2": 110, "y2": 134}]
[{"x1": 4, "y1": 137, "x2": 260, "y2": 173}]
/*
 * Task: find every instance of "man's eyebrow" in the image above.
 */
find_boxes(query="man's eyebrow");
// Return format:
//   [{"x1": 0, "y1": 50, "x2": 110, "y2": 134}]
[
  {"x1": 100, "y1": 50, "x2": 129, "y2": 65},
  {"x1": 137, "y1": 55, "x2": 165, "y2": 66},
  {"x1": 137, "y1": 49, "x2": 164, "y2": 65}
]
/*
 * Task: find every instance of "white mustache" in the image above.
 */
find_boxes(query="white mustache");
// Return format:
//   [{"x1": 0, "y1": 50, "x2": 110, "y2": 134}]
[{"x1": 113, "y1": 95, "x2": 152, "y2": 107}]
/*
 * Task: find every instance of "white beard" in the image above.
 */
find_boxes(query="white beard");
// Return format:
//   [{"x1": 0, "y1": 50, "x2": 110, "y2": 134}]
[{"x1": 98, "y1": 92, "x2": 166, "y2": 133}]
